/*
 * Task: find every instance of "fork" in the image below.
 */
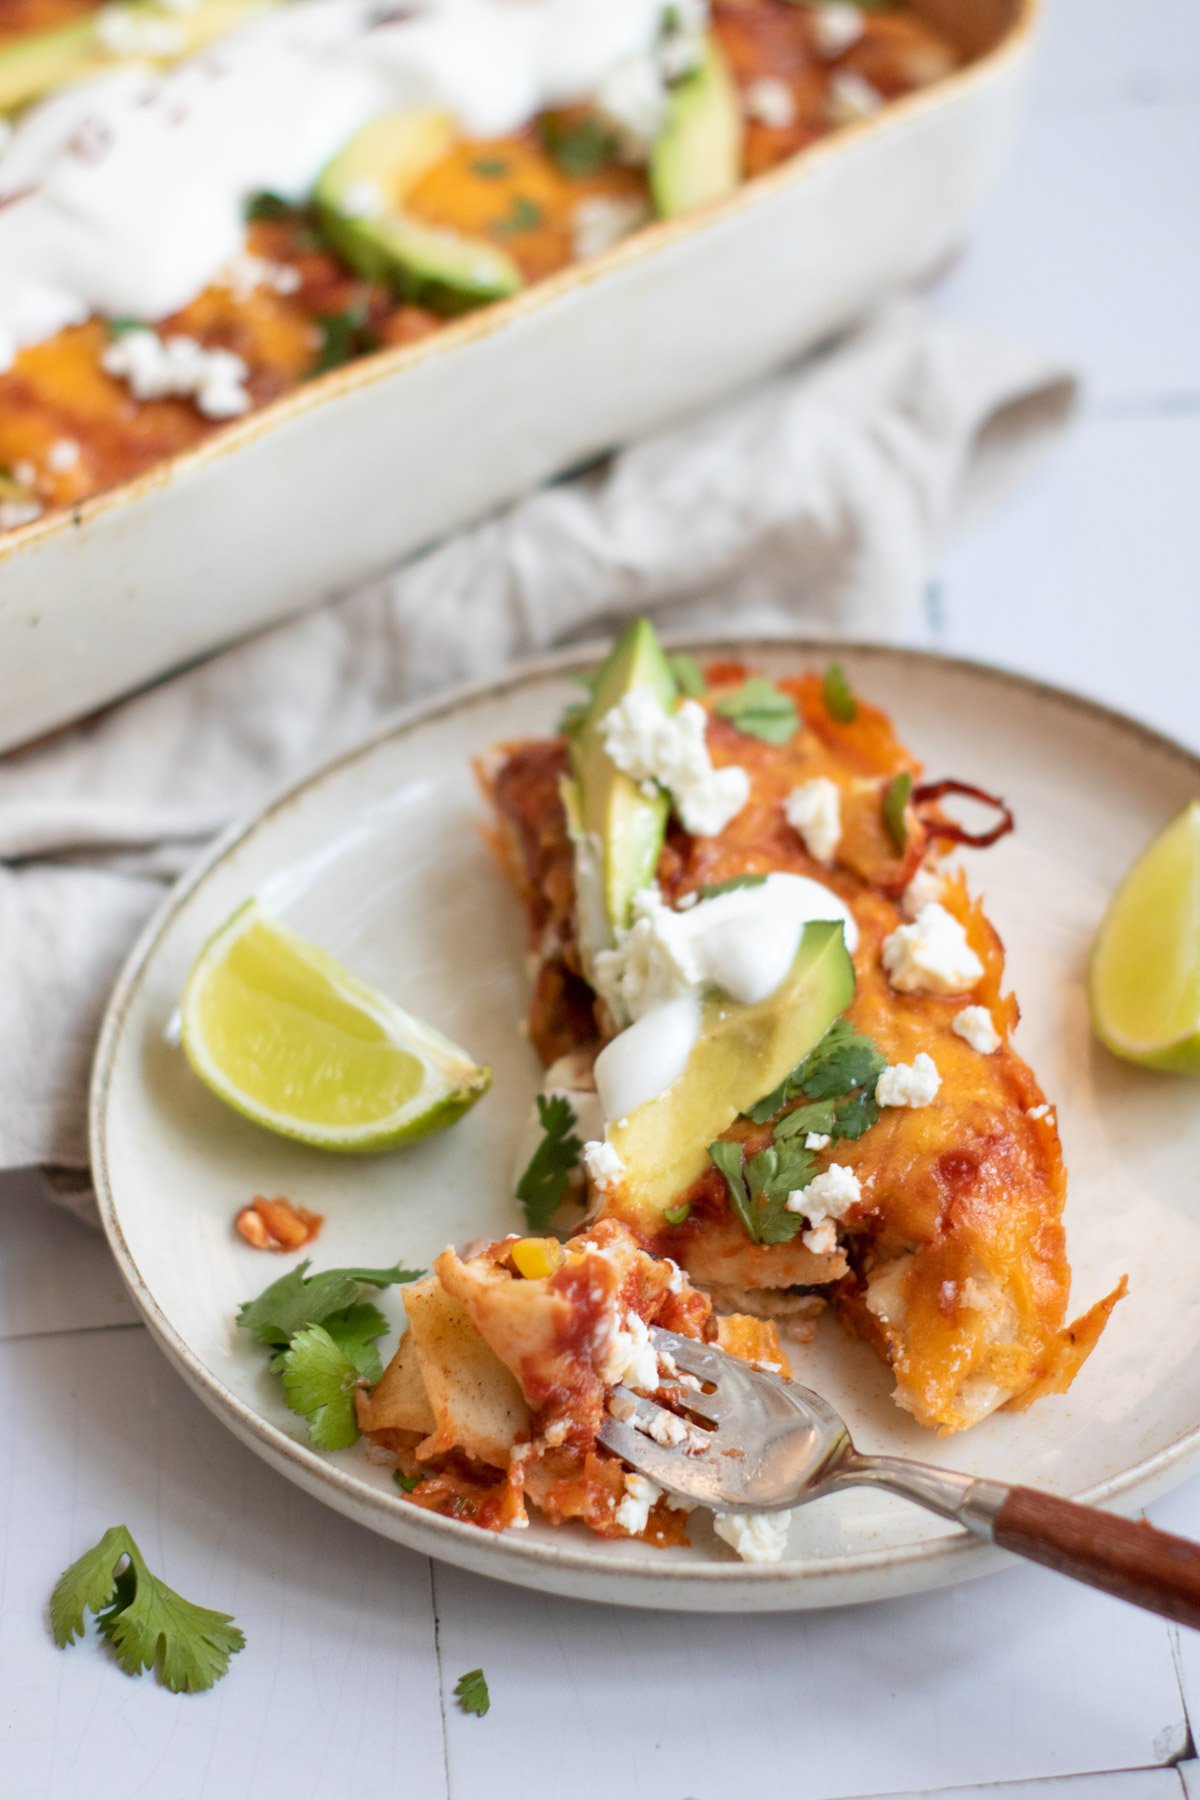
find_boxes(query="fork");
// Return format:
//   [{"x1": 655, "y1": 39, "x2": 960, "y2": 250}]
[{"x1": 598, "y1": 1327, "x2": 1200, "y2": 1624}]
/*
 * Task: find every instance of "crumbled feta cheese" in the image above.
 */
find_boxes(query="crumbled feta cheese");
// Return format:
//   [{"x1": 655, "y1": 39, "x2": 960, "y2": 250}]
[
  {"x1": 595, "y1": 52, "x2": 668, "y2": 153},
  {"x1": 876, "y1": 1051, "x2": 941, "y2": 1109},
  {"x1": 12, "y1": 459, "x2": 35, "y2": 487},
  {"x1": 744, "y1": 77, "x2": 796, "y2": 130},
  {"x1": 804, "y1": 1131, "x2": 831, "y2": 1151},
  {"x1": 901, "y1": 863, "x2": 946, "y2": 918},
  {"x1": 881, "y1": 903, "x2": 983, "y2": 995},
  {"x1": 1027, "y1": 1103, "x2": 1054, "y2": 1123},
  {"x1": 663, "y1": 1257, "x2": 684, "y2": 1294},
  {"x1": 811, "y1": 2, "x2": 865, "y2": 58},
  {"x1": 101, "y1": 329, "x2": 251, "y2": 421},
  {"x1": 607, "y1": 1309, "x2": 659, "y2": 1392},
  {"x1": 784, "y1": 777, "x2": 841, "y2": 865},
  {"x1": 960, "y1": 1276, "x2": 992, "y2": 1311},
  {"x1": 644, "y1": 1408, "x2": 689, "y2": 1448},
  {"x1": 571, "y1": 195, "x2": 649, "y2": 261},
  {"x1": 953, "y1": 1005, "x2": 1001, "y2": 1055},
  {"x1": 46, "y1": 438, "x2": 81, "y2": 473},
  {"x1": 95, "y1": 5, "x2": 185, "y2": 57},
  {"x1": 218, "y1": 252, "x2": 303, "y2": 301},
  {"x1": 581, "y1": 1139, "x2": 626, "y2": 1192},
  {"x1": 802, "y1": 1218, "x2": 838, "y2": 1256},
  {"x1": 0, "y1": 499, "x2": 42, "y2": 530},
  {"x1": 786, "y1": 1162, "x2": 861, "y2": 1232},
  {"x1": 592, "y1": 885, "x2": 693, "y2": 1022},
  {"x1": 713, "y1": 1510, "x2": 791, "y2": 1564},
  {"x1": 828, "y1": 70, "x2": 884, "y2": 124},
  {"x1": 614, "y1": 1471, "x2": 662, "y2": 1534},
  {"x1": 600, "y1": 689, "x2": 750, "y2": 838},
  {"x1": 541, "y1": 1417, "x2": 568, "y2": 1447}
]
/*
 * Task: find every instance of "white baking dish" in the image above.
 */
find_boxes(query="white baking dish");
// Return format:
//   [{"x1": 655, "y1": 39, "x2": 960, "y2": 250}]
[{"x1": 0, "y1": 0, "x2": 1034, "y2": 753}]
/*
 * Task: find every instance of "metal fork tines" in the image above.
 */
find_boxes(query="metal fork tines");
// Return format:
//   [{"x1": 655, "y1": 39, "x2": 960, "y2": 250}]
[{"x1": 599, "y1": 1326, "x2": 847, "y2": 1513}]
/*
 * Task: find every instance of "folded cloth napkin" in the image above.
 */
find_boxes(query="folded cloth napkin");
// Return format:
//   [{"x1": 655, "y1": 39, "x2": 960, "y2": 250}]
[{"x1": 0, "y1": 302, "x2": 1074, "y2": 1195}]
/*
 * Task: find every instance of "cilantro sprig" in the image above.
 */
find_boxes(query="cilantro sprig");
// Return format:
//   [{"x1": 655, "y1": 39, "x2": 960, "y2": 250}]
[
  {"x1": 51, "y1": 1526, "x2": 244, "y2": 1694},
  {"x1": 747, "y1": 1018, "x2": 885, "y2": 1123},
  {"x1": 708, "y1": 1138, "x2": 815, "y2": 1246},
  {"x1": 237, "y1": 1258, "x2": 422, "y2": 1449},
  {"x1": 540, "y1": 114, "x2": 619, "y2": 177},
  {"x1": 516, "y1": 1093, "x2": 583, "y2": 1230},
  {"x1": 713, "y1": 676, "x2": 799, "y2": 746},
  {"x1": 709, "y1": 1019, "x2": 886, "y2": 1247},
  {"x1": 455, "y1": 1667, "x2": 491, "y2": 1716}
]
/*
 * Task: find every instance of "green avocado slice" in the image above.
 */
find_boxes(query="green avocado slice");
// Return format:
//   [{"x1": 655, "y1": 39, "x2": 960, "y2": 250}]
[
  {"x1": 0, "y1": 0, "x2": 277, "y2": 118},
  {"x1": 650, "y1": 36, "x2": 744, "y2": 219},
  {"x1": 314, "y1": 111, "x2": 523, "y2": 312},
  {"x1": 608, "y1": 921, "x2": 856, "y2": 1221},
  {"x1": 568, "y1": 617, "x2": 678, "y2": 942}
]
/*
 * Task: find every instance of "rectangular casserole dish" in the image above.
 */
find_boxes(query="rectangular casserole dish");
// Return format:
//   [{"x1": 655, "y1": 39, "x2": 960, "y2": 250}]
[{"x1": 0, "y1": 0, "x2": 1034, "y2": 753}]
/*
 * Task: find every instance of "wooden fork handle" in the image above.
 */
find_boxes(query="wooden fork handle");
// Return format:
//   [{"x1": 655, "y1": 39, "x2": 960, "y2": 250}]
[{"x1": 993, "y1": 1487, "x2": 1200, "y2": 1628}]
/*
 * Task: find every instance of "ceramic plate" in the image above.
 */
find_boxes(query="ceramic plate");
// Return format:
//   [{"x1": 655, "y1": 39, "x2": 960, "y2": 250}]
[{"x1": 91, "y1": 640, "x2": 1200, "y2": 1612}]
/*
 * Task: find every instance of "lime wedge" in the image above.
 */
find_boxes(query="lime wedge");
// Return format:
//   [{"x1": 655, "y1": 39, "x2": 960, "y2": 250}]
[
  {"x1": 1089, "y1": 800, "x2": 1200, "y2": 1072},
  {"x1": 181, "y1": 904, "x2": 491, "y2": 1150}
]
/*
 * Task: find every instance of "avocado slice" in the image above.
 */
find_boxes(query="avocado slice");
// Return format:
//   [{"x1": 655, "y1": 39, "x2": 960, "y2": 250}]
[
  {"x1": 568, "y1": 617, "x2": 678, "y2": 942},
  {"x1": 650, "y1": 36, "x2": 744, "y2": 219},
  {"x1": 314, "y1": 111, "x2": 523, "y2": 312},
  {"x1": 607, "y1": 921, "x2": 855, "y2": 1221},
  {"x1": 0, "y1": 0, "x2": 278, "y2": 118}
]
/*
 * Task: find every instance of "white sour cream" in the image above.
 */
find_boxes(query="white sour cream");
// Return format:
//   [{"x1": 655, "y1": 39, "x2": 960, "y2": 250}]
[
  {"x1": 593, "y1": 873, "x2": 857, "y2": 1118},
  {"x1": 0, "y1": 0, "x2": 685, "y2": 369}
]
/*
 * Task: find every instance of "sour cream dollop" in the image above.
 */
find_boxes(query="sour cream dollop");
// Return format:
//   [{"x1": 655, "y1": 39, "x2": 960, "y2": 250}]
[{"x1": 593, "y1": 874, "x2": 857, "y2": 1119}]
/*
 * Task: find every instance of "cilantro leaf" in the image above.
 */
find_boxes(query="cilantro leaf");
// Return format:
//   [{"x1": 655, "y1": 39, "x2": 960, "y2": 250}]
[
  {"x1": 540, "y1": 114, "x2": 619, "y2": 177},
  {"x1": 308, "y1": 306, "x2": 380, "y2": 378},
  {"x1": 470, "y1": 156, "x2": 510, "y2": 178},
  {"x1": 714, "y1": 677, "x2": 799, "y2": 746},
  {"x1": 314, "y1": 1300, "x2": 390, "y2": 1384},
  {"x1": 882, "y1": 771, "x2": 913, "y2": 853},
  {"x1": 516, "y1": 1093, "x2": 583, "y2": 1230},
  {"x1": 667, "y1": 652, "x2": 705, "y2": 699},
  {"x1": 394, "y1": 1470, "x2": 422, "y2": 1494},
  {"x1": 244, "y1": 188, "x2": 292, "y2": 221},
  {"x1": 51, "y1": 1525, "x2": 243, "y2": 1694},
  {"x1": 106, "y1": 316, "x2": 144, "y2": 338},
  {"x1": 237, "y1": 1259, "x2": 420, "y2": 1349},
  {"x1": 698, "y1": 873, "x2": 768, "y2": 899},
  {"x1": 748, "y1": 1018, "x2": 885, "y2": 1121},
  {"x1": 771, "y1": 1097, "x2": 837, "y2": 1140},
  {"x1": 832, "y1": 1088, "x2": 880, "y2": 1141},
  {"x1": 822, "y1": 662, "x2": 858, "y2": 724},
  {"x1": 708, "y1": 1139, "x2": 813, "y2": 1245},
  {"x1": 493, "y1": 195, "x2": 542, "y2": 237},
  {"x1": 663, "y1": 1201, "x2": 691, "y2": 1226},
  {"x1": 454, "y1": 1668, "x2": 491, "y2": 1716},
  {"x1": 279, "y1": 1323, "x2": 367, "y2": 1450}
]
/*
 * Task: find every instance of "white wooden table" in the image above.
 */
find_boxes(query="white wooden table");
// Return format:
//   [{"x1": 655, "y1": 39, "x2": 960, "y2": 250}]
[{"x1": 3, "y1": 3, "x2": 1200, "y2": 1793}]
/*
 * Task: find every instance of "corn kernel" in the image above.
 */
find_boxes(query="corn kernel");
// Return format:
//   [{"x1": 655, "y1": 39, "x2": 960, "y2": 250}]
[{"x1": 511, "y1": 1237, "x2": 563, "y2": 1280}]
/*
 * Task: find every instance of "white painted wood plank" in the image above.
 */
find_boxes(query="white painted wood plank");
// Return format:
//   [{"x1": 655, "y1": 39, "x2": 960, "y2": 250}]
[
  {"x1": 1032, "y1": 0, "x2": 1200, "y2": 114},
  {"x1": 0, "y1": 1167, "x2": 137, "y2": 1342},
  {"x1": 1145, "y1": 1480, "x2": 1200, "y2": 1768},
  {"x1": 433, "y1": 1545, "x2": 1185, "y2": 1800},
  {"x1": 0, "y1": 1327, "x2": 447, "y2": 1800},
  {"x1": 877, "y1": 1770, "x2": 1183, "y2": 1800},
  {"x1": 933, "y1": 103, "x2": 1200, "y2": 407},
  {"x1": 932, "y1": 410, "x2": 1200, "y2": 753}
]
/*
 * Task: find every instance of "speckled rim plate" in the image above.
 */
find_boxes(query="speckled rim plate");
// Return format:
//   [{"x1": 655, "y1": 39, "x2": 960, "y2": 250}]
[{"x1": 90, "y1": 639, "x2": 1200, "y2": 1612}]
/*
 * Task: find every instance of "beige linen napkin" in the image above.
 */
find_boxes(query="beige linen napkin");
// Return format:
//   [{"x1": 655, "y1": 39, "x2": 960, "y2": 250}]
[{"x1": 0, "y1": 303, "x2": 1075, "y2": 1193}]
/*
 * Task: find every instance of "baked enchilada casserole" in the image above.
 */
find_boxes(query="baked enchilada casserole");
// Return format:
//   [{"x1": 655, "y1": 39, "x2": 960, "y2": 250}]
[
  {"x1": 0, "y1": 0, "x2": 962, "y2": 532},
  {"x1": 355, "y1": 622, "x2": 1125, "y2": 1560}
]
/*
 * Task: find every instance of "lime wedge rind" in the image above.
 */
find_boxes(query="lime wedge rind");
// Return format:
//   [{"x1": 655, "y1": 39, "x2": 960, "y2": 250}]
[
  {"x1": 1088, "y1": 799, "x2": 1200, "y2": 1074},
  {"x1": 181, "y1": 904, "x2": 491, "y2": 1151}
]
